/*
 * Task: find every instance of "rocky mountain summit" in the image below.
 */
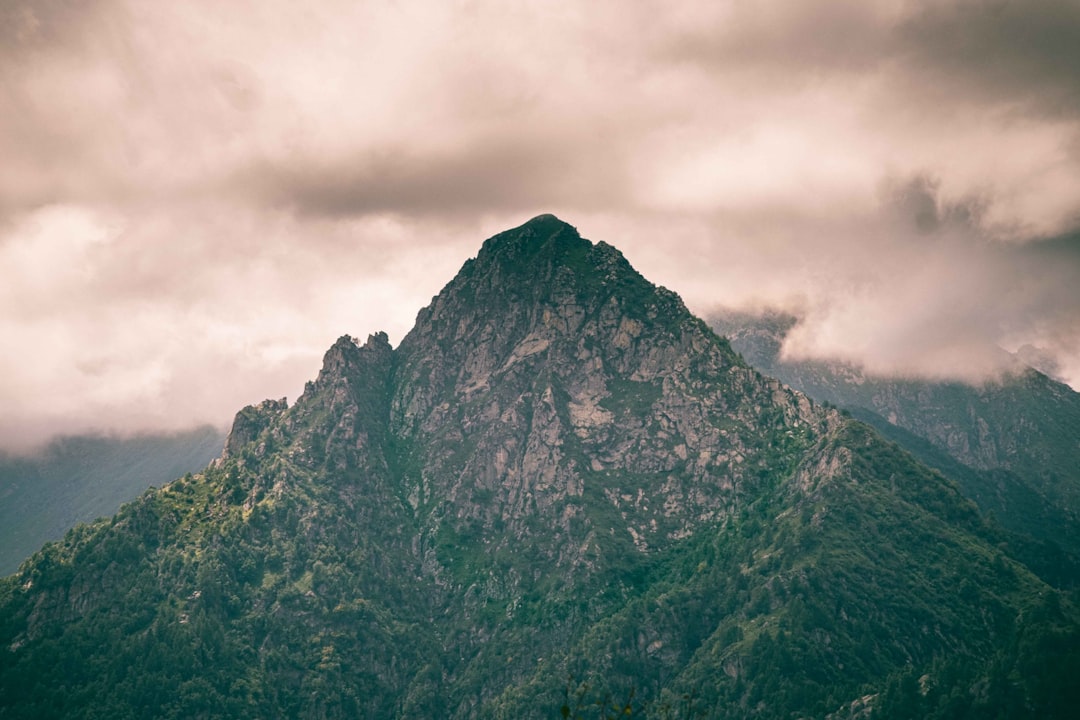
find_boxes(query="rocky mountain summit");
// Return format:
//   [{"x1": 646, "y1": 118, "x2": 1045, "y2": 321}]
[
  {"x1": 390, "y1": 216, "x2": 826, "y2": 572},
  {"x1": 1, "y1": 216, "x2": 1077, "y2": 719}
]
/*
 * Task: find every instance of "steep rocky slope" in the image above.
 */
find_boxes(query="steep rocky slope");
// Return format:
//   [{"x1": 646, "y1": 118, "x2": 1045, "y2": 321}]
[{"x1": 1, "y1": 216, "x2": 1077, "y2": 719}]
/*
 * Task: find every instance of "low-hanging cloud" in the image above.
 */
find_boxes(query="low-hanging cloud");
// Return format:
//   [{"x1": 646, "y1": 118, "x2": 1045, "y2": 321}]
[
  {"x1": 685, "y1": 175, "x2": 1080, "y2": 386},
  {"x1": 2, "y1": 0, "x2": 1080, "y2": 451}
]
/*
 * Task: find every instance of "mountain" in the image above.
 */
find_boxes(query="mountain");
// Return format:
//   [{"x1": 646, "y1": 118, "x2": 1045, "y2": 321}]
[
  {"x1": 710, "y1": 310, "x2": 1080, "y2": 567},
  {"x1": 1, "y1": 215, "x2": 1078, "y2": 719},
  {"x1": 0, "y1": 426, "x2": 227, "y2": 575}
]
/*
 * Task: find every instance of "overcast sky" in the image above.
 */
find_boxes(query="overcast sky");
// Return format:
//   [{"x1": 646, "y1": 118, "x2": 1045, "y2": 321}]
[{"x1": 3, "y1": 0, "x2": 1080, "y2": 451}]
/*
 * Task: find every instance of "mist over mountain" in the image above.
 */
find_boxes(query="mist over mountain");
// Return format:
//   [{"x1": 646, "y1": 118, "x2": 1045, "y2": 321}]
[
  {"x1": 711, "y1": 309, "x2": 1080, "y2": 558},
  {"x1": 0, "y1": 426, "x2": 226, "y2": 575},
  {"x1": 1, "y1": 216, "x2": 1077, "y2": 719}
]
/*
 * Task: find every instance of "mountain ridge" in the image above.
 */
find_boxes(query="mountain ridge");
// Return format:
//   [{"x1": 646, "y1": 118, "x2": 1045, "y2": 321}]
[
  {"x1": 1, "y1": 215, "x2": 1077, "y2": 719},
  {"x1": 710, "y1": 308, "x2": 1080, "y2": 563}
]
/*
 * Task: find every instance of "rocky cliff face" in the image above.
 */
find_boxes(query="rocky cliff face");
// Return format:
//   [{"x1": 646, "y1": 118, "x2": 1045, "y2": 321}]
[
  {"x1": 391, "y1": 217, "x2": 828, "y2": 582},
  {"x1": 2, "y1": 216, "x2": 1077, "y2": 720}
]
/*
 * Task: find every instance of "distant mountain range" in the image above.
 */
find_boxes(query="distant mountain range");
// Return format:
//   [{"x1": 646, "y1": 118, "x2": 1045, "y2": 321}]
[
  {"x1": 710, "y1": 310, "x2": 1080, "y2": 567},
  {"x1": 0, "y1": 426, "x2": 225, "y2": 575},
  {"x1": 1, "y1": 216, "x2": 1077, "y2": 719}
]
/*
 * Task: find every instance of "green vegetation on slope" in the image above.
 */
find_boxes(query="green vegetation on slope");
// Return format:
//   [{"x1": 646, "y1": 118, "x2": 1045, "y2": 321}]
[{"x1": 1, "y1": 217, "x2": 1077, "y2": 719}]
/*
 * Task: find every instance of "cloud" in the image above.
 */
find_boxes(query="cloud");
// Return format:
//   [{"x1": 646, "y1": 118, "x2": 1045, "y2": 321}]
[
  {"x1": 241, "y1": 132, "x2": 630, "y2": 219},
  {"x1": 898, "y1": 0, "x2": 1080, "y2": 117},
  {"x1": 659, "y1": 1, "x2": 903, "y2": 74},
  {"x1": 660, "y1": 0, "x2": 1080, "y2": 117},
  {"x1": 0, "y1": 201, "x2": 483, "y2": 452},
  {"x1": 688, "y1": 175, "x2": 1080, "y2": 387},
  {"x1": 1, "y1": 0, "x2": 1079, "y2": 449}
]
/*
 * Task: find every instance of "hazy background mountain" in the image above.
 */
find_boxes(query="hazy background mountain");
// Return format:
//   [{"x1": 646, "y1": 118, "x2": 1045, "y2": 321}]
[
  {"x1": 711, "y1": 309, "x2": 1080, "y2": 561},
  {"x1": 0, "y1": 426, "x2": 226, "y2": 575},
  {"x1": 2, "y1": 217, "x2": 1076, "y2": 719}
]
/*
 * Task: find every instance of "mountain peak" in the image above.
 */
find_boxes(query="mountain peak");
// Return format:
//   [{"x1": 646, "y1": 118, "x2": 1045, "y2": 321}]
[
  {"x1": 473, "y1": 213, "x2": 587, "y2": 272},
  {"x1": 518, "y1": 212, "x2": 576, "y2": 235},
  {"x1": 523, "y1": 212, "x2": 569, "y2": 228},
  {"x1": 4, "y1": 216, "x2": 1078, "y2": 720},
  {"x1": 401, "y1": 213, "x2": 684, "y2": 365}
]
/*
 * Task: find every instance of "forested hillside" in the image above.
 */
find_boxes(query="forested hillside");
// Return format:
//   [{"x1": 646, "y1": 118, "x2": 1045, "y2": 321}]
[{"x1": 2, "y1": 217, "x2": 1076, "y2": 719}]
